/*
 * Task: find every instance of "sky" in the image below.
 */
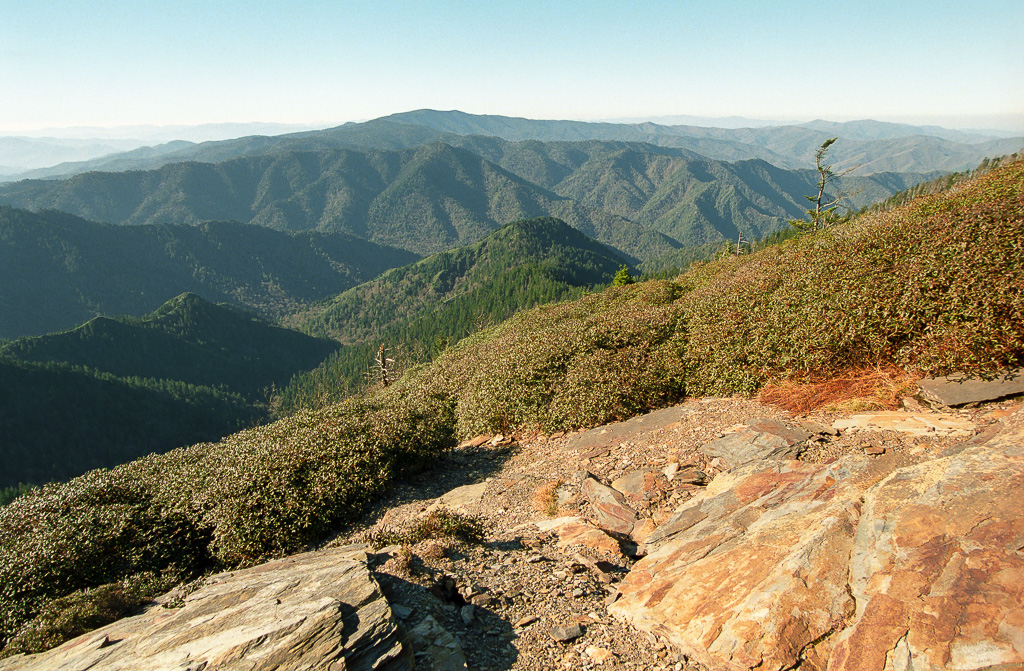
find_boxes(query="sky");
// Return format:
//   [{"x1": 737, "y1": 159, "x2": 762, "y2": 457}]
[{"x1": 2, "y1": 0, "x2": 1022, "y2": 134}]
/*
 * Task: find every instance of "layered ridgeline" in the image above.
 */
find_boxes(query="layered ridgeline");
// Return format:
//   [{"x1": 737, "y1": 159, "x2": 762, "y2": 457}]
[
  {"x1": 0, "y1": 293, "x2": 339, "y2": 491},
  {"x1": 0, "y1": 140, "x2": 932, "y2": 261},
  {"x1": 2, "y1": 158, "x2": 1020, "y2": 658},
  {"x1": 8, "y1": 111, "x2": 1020, "y2": 181},
  {"x1": 278, "y1": 216, "x2": 628, "y2": 410},
  {"x1": 0, "y1": 206, "x2": 417, "y2": 339}
]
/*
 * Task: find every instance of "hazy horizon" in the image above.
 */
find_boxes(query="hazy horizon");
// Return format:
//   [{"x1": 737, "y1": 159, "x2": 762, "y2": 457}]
[{"x1": 2, "y1": 1, "x2": 1021, "y2": 136}]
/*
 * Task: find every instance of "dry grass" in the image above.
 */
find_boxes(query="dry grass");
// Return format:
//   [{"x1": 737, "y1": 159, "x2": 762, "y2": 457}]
[
  {"x1": 759, "y1": 366, "x2": 921, "y2": 414},
  {"x1": 532, "y1": 480, "x2": 564, "y2": 517}
]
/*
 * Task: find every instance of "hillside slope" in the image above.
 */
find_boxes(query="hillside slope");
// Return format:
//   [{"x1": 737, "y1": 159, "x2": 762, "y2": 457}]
[
  {"x1": 0, "y1": 294, "x2": 341, "y2": 490},
  {"x1": 0, "y1": 207, "x2": 417, "y2": 338},
  {"x1": 2, "y1": 293, "x2": 339, "y2": 398},
  {"x1": 280, "y1": 217, "x2": 628, "y2": 409},
  {"x1": 1, "y1": 159, "x2": 1020, "y2": 659}
]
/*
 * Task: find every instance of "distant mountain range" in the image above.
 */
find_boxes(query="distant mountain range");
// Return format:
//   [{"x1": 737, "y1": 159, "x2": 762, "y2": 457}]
[
  {"x1": 0, "y1": 139, "x2": 932, "y2": 266},
  {"x1": 4, "y1": 110, "x2": 1018, "y2": 182},
  {"x1": 0, "y1": 206, "x2": 417, "y2": 339}
]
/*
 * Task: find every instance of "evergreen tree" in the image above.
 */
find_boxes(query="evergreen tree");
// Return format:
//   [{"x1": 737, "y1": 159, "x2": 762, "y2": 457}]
[
  {"x1": 612, "y1": 265, "x2": 636, "y2": 286},
  {"x1": 790, "y1": 137, "x2": 854, "y2": 231}
]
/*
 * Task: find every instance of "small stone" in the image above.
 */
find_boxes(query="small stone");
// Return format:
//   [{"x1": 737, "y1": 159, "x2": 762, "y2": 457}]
[
  {"x1": 460, "y1": 604, "x2": 475, "y2": 626},
  {"x1": 516, "y1": 615, "x2": 540, "y2": 628},
  {"x1": 572, "y1": 588, "x2": 585, "y2": 598},
  {"x1": 549, "y1": 623, "x2": 585, "y2": 642},
  {"x1": 586, "y1": 645, "x2": 615, "y2": 664},
  {"x1": 470, "y1": 593, "x2": 495, "y2": 607},
  {"x1": 391, "y1": 604, "x2": 413, "y2": 619},
  {"x1": 864, "y1": 445, "x2": 886, "y2": 456},
  {"x1": 664, "y1": 462, "x2": 679, "y2": 480},
  {"x1": 526, "y1": 554, "x2": 544, "y2": 563}
]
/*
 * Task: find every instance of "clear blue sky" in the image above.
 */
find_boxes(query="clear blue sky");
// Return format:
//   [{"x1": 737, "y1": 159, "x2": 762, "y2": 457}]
[{"x1": 2, "y1": 0, "x2": 1022, "y2": 132}]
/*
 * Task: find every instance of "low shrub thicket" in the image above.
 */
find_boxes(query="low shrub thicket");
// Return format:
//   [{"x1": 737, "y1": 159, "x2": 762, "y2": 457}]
[
  {"x1": 410, "y1": 279, "x2": 689, "y2": 435},
  {"x1": 0, "y1": 384, "x2": 454, "y2": 652}
]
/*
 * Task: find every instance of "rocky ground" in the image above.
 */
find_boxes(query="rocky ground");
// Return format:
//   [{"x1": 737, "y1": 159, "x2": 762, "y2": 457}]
[
  {"x1": 5, "y1": 392, "x2": 1019, "y2": 671},
  {"x1": 324, "y1": 395, "x2": 1018, "y2": 670}
]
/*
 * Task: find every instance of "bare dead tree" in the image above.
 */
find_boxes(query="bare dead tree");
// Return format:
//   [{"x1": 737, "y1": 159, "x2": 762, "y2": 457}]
[{"x1": 374, "y1": 343, "x2": 395, "y2": 387}]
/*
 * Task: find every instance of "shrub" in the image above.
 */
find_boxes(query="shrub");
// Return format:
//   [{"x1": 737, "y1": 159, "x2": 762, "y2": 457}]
[{"x1": 366, "y1": 508, "x2": 486, "y2": 547}]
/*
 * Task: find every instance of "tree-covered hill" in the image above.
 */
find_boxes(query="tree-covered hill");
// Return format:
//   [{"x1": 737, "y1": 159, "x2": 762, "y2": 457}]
[
  {"x1": 0, "y1": 293, "x2": 341, "y2": 491},
  {"x1": 278, "y1": 217, "x2": 629, "y2": 409},
  {"x1": 1, "y1": 292, "x2": 340, "y2": 398},
  {"x1": 0, "y1": 206, "x2": 417, "y2": 338},
  {"x1": 0, "y1": 357, "x2": 259, "y2": 492}
]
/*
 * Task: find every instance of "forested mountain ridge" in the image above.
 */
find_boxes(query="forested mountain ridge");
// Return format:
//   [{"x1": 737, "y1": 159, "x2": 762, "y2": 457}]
[
  {"x1": 1, "y1": 292, "x2": 340, "y2": 397},
  {"x1": 0, "y1": 206, "x2": 418, "y2": 339},
  {"x1": 381, "y1": 110, "x2": 1023, "y2": 174},
  {"x1": 278, "y1": 217, "x2": 628, "y2": 409},
  {"x1": 0, "y1": 293, "x2": 341, "y2": 490},
  {"x1": 0, "y1": 139, "x2": 932, "y2": 264},
  {"x1": 0, "y1": 142, "x2": 678, "y2": 260}
]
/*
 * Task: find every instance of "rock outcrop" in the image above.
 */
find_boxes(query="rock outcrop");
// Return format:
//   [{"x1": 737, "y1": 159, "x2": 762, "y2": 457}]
[
  {"x1": 609, "y1": 407, "x2": 1024, "y2": 670},
  {"x1": 0, "y1": 546, "x2": 412, "y2": 671}
]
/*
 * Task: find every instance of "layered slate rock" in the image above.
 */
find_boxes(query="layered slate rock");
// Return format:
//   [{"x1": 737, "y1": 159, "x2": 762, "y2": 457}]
[
  {"x1": 829, "y1": 410, "x2": 1024, "y2": 670},
  {"x1": 831, "y1": 410, "x2": 976, "y2": 436},
  {"x1": 918, "y1": 368, "x2": 1024, "y2": 407},
  {"x1": 582, "y1": 477, "x2": 637, "y2": 535},
  {"x1": 615, "y1": 456, "x2": 877, "y2": 670},
  {"x1": 698, "y1": 418, "x2": 811, "y2": 469},
  {"x1": 0, "y1": 547, "x2": 412, "y2": 671},
  {"x1": 534, "y1": 516, "x2": 625, "y2": 556},
  {"x1": 610, "y1": 408, "x2": 1024, "y2": 671}
]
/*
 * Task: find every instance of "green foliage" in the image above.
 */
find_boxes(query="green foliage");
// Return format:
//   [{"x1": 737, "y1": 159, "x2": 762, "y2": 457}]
[
  {"x1": 0, "y1": 572, "x2": 175, "y2": 658},
  {"x1": 789, "y1": 137, "x2": 850, "y2": 232},
  {"x1": 0, "y1": 294, "x2": 340, "y2": 490},
  {"x1": 612, "y1": 265, "x2": 636, "y2": 286},
  {"x1": 0, "y1": 380, "x2": 454, "y2": 649},
  {"x1": 406, "y1": 280, "x2": 689, "y2": 435},
  {"x1": 366, "y1": 508, "x2": 487, "y2": 548},
  {"x1": 0, "y1": 357, "x2": 260, "y2": 490},
  {"x1": 0, "y1": 208, "x2": 418, "y2": 339},
  {"x1": 278, "y1": 217, "x2": 623, "y2": 411},
  {"x1": 0, "y1": 484, "x2": 38, "y2": 508}
]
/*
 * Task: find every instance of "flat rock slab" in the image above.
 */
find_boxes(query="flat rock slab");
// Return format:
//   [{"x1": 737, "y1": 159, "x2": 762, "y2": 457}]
[
  {"x1": 699, "y1": 418, "x2": 811, "y2": 470},
  {"x1": 610, "y1": 407, "x2": 1024, "y2": 671},
  {"x1": 433, "y1": 482, "x2": 489, "y2": 510},
  {"x1": 582, "y1": 477, "x2": 636, "y2": 535},
  {"x1": 0, "y1": 547, "x2": 412, "y2": 671},
  {"x1": 535, "y1": 516, "x2": 624, "y2": 556},
  {"x1": 918, "y1": 368, "x2": 1024, "y2": 407},
  {"x1": 562, "y1": 405, "x2": 693, "y2": 454},
  {"x1": 831, "y1": 411, "x2": 975, "y2": 436},
  {"x1": 611, "y1": 469, "x2": 665, "y2": 504}
]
